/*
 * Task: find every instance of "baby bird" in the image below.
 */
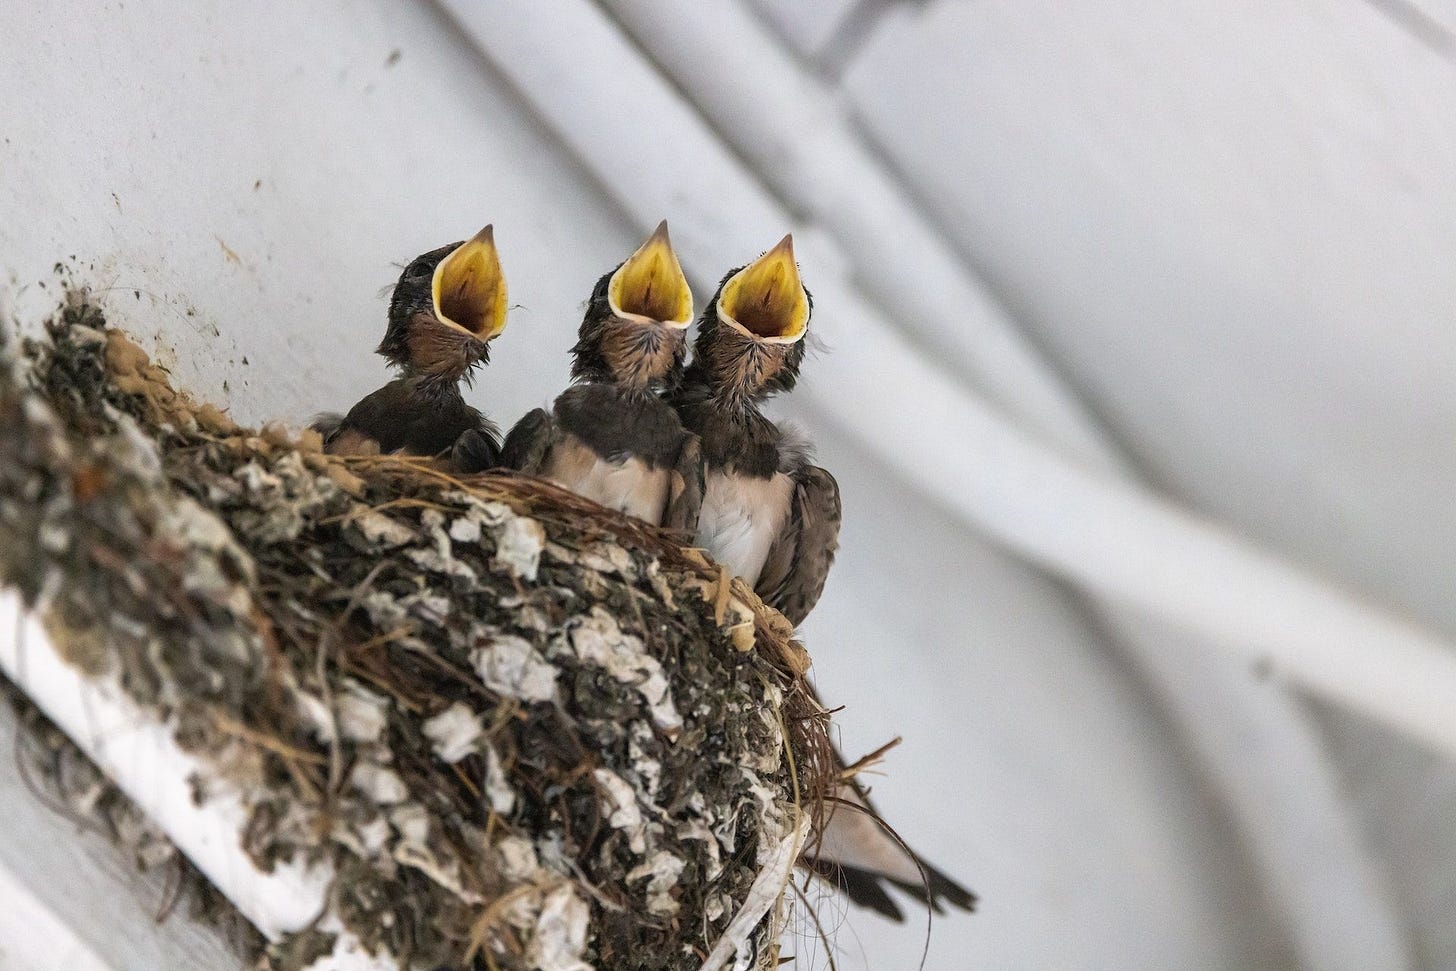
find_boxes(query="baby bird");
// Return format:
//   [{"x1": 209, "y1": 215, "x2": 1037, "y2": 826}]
[
  {"x1": 671, "y1": 235, "x2": 839, "y2": 626},
  {"x1": 675, "y1": 238, "x2": 976, "y2": 918},
  {"x1": 501, "y1": 221, "x2": 701, "y2": 529},
  {"x1": 315, "y1": 226, "x2": 507, "y2": 470}
]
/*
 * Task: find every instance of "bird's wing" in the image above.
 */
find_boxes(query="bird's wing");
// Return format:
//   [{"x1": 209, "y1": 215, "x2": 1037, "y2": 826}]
[
  {"x1": 805, "y1": 768, "x2": 977, "y2": 921},
  {"x1": 318, "y1": 382, "x2": 400, "y2": 455},
  {"x1": 662, "y1": 433, "x2": 703, "y2": 534},
  {"x1": 314, "y1": 411, "x2": 385, "y2": 458},
  {"x1": 319, "y1": 381, "x2": 496, "y2": 459},
  {"x1": 449, "y1": 427, "x2": 502, "y2": 473},
  {"x1": 754, "y1": 465, "x2": 841, "y2": 626},
  {"x1": 500, "y1": 407, "x2": 555, "y2": 473}
]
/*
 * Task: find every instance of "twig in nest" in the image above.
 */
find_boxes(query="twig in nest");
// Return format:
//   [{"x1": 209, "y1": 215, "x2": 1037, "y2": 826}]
[
  {"x1": 208, "y1": 710, "x2": 326, "y2": 766},
  {"x1": 839, "y1": 736, "x2": 903, "y2": 782},
  {"x1": 464, "y1": 881, "x2": 551, "y2": 965}
]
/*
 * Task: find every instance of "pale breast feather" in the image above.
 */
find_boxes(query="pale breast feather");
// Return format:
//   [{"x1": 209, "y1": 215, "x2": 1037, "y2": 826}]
[
  {"x1": 542, "y1": 433, "x2": 672, "y2": 526},
  {"x1": 696, "y1": 471, "x2": 796, "y2": 585}
]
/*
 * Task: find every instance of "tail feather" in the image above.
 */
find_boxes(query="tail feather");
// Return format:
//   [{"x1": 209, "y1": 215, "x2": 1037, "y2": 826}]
[
  {"x1": 807, "y1": 860, "x2": 906, "y2": 921},
  {"x1": 807, "y1": 853, "x2": 977, "y2": 923},
  {"x1": 887, "y1": 859, "x2": 978, "y2": 914},
  {"x1": 802, "y1": 776, "x2": 976, "y2": 921}
]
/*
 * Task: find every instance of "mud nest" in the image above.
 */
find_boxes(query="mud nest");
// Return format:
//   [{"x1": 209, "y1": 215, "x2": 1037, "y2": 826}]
[{"x1": 0, "y1": 295, "x2": 835, "y2": 970}]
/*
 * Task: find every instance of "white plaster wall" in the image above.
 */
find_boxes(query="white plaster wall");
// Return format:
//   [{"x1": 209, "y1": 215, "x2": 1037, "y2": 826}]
[{"x1": 0, "y1": 0, "x2": 630, "y2": 430}]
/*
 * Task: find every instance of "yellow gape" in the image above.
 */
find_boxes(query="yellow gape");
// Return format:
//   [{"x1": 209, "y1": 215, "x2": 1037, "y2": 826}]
[
  {"x1": 432, "y1": 224, "x2": 508, "y2": 338},
  {"x1": 717, "y1": 235, "x2": 808, "y2": 343},
  {"x1": 607, "y1": 220, "x2": 694, "y2": 326}
]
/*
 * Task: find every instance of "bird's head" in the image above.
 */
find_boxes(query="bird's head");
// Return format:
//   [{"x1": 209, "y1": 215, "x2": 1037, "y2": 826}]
[
  {"x1": 571, "y1": 220, "x2": 694, "y2": 391},
  {"x1": 378, "y1": 225, "x2": 508, "y2": 387},
  {"x1": 693, "y1": 235, "x2": 811, "y2": 403}
]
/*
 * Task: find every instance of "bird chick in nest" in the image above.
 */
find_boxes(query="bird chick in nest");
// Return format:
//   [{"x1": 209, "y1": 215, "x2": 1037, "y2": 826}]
[
  {"x1": 315, "y1": 226, "x2": 508, "y2": 471},
  {"x1": 674, "y1": 236, "x2": 976, "y2": 921},
  {"x1": 501, "y1": 221, "x2": 702, "y2": 530}
]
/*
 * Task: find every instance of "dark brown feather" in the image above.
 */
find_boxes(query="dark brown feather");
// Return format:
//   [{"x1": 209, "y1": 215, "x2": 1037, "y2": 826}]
[
  {"x1": 501, "y1": 407, "x2": 555, "y2": 474},
  {"x1": 663, "y1": 434, "x2": 704, "y2": 533},
  {"x1": 806, "y1": 859, "x2": 907, "y2": 921},
  {"x1": 552, "y1": 384, "x2": 691, "y2": 469},
  {"x1": 755, "y1": 465, "x2": 841, "y2": 626},
  {"x1": 320, "y1": 376, "x2": 498, "y2": 460}
]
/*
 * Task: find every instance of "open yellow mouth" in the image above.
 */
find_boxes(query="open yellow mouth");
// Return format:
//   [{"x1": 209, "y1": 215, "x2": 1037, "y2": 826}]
[
  {"x1": 717, "y1": 235, "x2": 808, "y2": 343},
  {"x1": 608, "y1": 220, "x2": 694, "y2": 327},
  {"x1": 432, "y1": 225, "x2": 508, "y2": 338}
]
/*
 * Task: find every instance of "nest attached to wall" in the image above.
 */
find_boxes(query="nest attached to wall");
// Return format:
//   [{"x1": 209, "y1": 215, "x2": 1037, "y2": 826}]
[{"x1": 0, "y1": 294, "x2": 836, "y2": 970}]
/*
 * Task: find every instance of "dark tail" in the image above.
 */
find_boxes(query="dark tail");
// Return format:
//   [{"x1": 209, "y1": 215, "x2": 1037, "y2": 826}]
[
  {"x1": 811, "y1": 856, "x2": 977, "y2": 923},
  {"x1": 804, "y1": 785, "x2": 977, "y2": 922}
]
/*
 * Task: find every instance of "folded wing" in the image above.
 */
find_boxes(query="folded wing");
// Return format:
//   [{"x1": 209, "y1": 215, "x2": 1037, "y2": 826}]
[{"x1": 755, "y1": 465, "x2": 841, "y2": 626}]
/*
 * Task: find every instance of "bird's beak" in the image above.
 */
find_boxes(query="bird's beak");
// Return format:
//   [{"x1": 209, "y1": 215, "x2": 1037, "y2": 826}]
[
  {"x1": 717, "y1": 235, "x2": 808, "y2": 343},
  {"x1": 432, "y1": 225, "x2": 508, "y2": 339},
  {"x1": 608, "y1": 220, "x2": 694, "y2": 328}
]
